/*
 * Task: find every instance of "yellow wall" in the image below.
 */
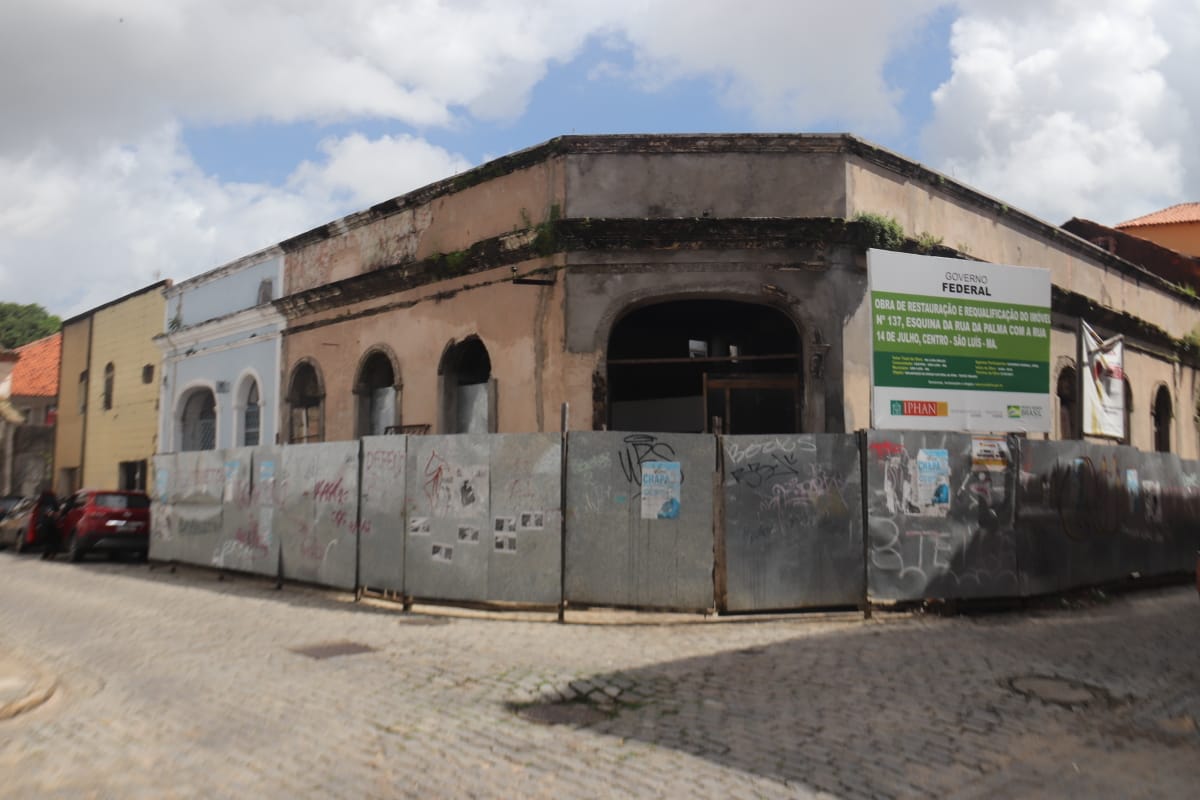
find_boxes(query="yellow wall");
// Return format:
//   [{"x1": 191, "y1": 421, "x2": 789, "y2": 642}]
[
  {"x1": 1120, "y1": 222, "x2": 1200, "y2": 258},
  {"x1": 53, "y1": 317, "x2": 91, "y2": 493},
  {"x1": 81, "y1": 288, "x2": 166, "y2": 488}
]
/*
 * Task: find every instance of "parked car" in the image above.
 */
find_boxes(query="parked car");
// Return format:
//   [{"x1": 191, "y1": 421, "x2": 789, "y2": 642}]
[
  {"x1": 0, "y1": 494, "x2": 24, "y2": 519},
  {"x1": 56, "y1": 489, "x2": 151, "y2": 562},
  {"x1": 0, "y1": 497, "x2": 38, "y2": 552}
]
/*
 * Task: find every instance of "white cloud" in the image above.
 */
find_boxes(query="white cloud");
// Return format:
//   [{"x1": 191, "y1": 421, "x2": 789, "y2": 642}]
[
  {"x1": 0, "y1": 126, "x2": 471, "y2": 317},
  {"x1": 288, "y1": 133, "x2": 472, "y2": 209},
  {"x1": 610, "y1": 0, "x2": 947, "y2": 132},
  {"x1": 923, "y1": 0, "x2": 1198, "y2": 225},
  {"x1": 0, "y1": 0, "x2": 955, "y2": 319}
]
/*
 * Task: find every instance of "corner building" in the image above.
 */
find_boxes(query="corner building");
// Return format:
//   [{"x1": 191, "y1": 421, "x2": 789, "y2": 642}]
[{"x1": 251, "y1": 135, "x2": 1200, "y2": 454}]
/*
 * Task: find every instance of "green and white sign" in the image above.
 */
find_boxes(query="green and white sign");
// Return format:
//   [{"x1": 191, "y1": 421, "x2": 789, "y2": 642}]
[{"x1": 868, "y1": 249, "x2": 1051, "y2": 432}]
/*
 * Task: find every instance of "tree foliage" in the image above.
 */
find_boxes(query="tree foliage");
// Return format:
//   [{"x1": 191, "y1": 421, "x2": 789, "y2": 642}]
[{"x1": 0, "y1": 302, "x2": 61, "y2": 349}]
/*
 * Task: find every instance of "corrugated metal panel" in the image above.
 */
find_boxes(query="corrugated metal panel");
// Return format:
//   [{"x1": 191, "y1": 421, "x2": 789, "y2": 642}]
[
  {"x1": 723, "y1": 434, "x2": 863, "y2": 611},
  {"x1": 404, "y1": 435, "x2": 493, "y2": 602},
  {"x1": 277, "y1": 441, "x2": 359, "y2": 590},
  {"x1": 564, "y1": 432, "x2": 716, "y2": 611},
  {"x1": 865, "y1": 431, "x2": 1019, "y2": 602},
  {"x1": 359, "y1": 436, "x2": 408, "y2": 593}
]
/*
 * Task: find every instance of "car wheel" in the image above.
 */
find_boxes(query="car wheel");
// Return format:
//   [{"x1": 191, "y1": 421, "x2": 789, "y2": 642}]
[
  {"x1": 67, "y1": 532, "x2": 83, "y2": 562},
  {"x1": 13, "y1": 531, "x2": 23, "y2": 553}
]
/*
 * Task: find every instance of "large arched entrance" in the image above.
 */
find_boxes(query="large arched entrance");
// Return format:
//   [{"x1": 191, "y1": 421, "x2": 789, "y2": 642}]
[{"x1": 606, "y1": 300, "x2": 802, "y2": 434}]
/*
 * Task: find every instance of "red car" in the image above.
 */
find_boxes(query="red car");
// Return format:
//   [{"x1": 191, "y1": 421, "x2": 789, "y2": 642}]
[{"x1": 56, "y1": 489, "x2": 151, "y2": 562}]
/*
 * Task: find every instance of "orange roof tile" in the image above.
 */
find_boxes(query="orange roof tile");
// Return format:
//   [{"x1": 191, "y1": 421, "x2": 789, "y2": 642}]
[
  {"x1": 1116, "y1": 202, "x2": 1200, "y2": 229},
  {"x1": 11, "y1": 332, "x2": 61, "y2": 398}
]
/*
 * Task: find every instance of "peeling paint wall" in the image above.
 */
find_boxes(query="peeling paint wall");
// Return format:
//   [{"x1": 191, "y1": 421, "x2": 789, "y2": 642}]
[
  {"x1": 282, "y1": 259, "x2": 569, "y2": 440},
  {"x1": 285, "y1": 160, "x2": 565, "y2": 296}
]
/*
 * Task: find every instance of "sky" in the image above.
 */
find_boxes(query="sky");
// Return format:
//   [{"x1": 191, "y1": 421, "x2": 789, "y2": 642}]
[{"x1": 2, "y1": 0, "x2": 1198, "y2": 318}]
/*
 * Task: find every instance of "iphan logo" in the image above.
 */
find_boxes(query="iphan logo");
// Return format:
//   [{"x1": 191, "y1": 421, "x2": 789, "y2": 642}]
[{"x1": 891, "y1": 400, "x2": 948, "y2": 417}]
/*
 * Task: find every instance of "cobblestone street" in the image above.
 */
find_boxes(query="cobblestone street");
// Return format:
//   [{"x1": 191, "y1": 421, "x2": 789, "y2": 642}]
[{"x1": 1, "y1": 552, "x2": 1197, "y2": 798}]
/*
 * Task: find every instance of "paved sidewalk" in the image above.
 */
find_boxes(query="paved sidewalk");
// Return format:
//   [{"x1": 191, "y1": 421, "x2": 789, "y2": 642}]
[{"x1": 1, "y1": 555, "x2": 1197, "y2": 798}]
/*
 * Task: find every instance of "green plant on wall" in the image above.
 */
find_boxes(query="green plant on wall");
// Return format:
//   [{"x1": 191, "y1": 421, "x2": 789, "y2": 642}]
[
  {"x1": 916, "y1": 232, "x2": 944, "y2": 253},
  {"x1": 853, "y1": 212, "x2": 906, "y2": 250}
]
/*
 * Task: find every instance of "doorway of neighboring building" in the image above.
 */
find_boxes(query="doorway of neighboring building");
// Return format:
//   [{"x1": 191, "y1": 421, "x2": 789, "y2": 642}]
[
  {"x1": 607, "y1": 300, "x2": 803, "y2": 434},
  {"x1": 119, "y1": 460, "x2": 147, "y2": 491}
]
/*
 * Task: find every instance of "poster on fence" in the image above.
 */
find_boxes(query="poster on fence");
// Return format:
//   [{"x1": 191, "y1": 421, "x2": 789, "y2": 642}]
[
  {"x1": 641, "y1": 461, "x2": 682, "y2": 520},
  {"x1": 916, "y1": 448, "x2": 951, "y2": 517}
]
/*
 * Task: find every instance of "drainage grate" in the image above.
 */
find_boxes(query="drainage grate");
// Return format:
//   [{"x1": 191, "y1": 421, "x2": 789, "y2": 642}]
[
  {"x1": 514, "y1": 701, "x2": 611, "y2": 727},
  {"x1": 290, "y1": 640, "x2": 376, "y2": 660}
]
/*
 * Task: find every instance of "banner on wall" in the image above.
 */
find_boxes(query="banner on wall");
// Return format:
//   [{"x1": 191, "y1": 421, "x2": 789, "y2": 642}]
[
  {"x1": 869, "y1": 249, "x2": 1052, "y2": 433},
  {"x1": 1079, "y1": 320, "x2": 1125, "y2": 439}
]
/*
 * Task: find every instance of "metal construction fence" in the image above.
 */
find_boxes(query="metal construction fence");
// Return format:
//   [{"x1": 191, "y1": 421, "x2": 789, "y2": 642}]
[{"x1": 150, "y1": 431, "x2": 1200, "y2": 614}]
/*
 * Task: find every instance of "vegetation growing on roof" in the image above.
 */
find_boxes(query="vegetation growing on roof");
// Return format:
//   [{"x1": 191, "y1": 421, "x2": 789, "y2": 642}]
[{"x1": 853, "y1": 212, "x2": 906, "y2": 251}]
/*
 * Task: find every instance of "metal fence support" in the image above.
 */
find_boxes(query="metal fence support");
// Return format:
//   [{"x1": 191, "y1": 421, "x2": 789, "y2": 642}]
[
  {"x1": 857, "y1": 430, "x2": 872, "y2": 619},
  {"x1": 558, "y1": 402, "x2": 569, "y2": 624}
]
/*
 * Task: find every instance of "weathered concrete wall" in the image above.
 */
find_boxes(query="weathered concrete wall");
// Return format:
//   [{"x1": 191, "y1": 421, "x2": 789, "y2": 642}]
[
  {"x1": 285, "y1": 160, "x2": 565, "y2": 295},
  {"x1": 283, "y1": 259, "x2": 569, "y2": 438},
  {"x1": 563, "y1": 151, "x2": 847, "y2": 220},
  {"x1": 845, "y1": 157, "x2": 1199, "y2": 341},
  {"x1": 12, "y1": 424, "x2": 53, "y2": 496}
]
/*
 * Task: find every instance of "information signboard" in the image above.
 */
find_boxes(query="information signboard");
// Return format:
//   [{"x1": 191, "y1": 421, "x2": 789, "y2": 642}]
[{"x1": 869, "y1": 249, "x2": 1051, "y2": 432}]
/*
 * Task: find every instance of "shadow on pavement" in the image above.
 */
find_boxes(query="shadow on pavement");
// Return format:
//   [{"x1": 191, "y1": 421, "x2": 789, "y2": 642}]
[{"x1": 518, "y1": 590, "x2": 1199, "y2": 797}]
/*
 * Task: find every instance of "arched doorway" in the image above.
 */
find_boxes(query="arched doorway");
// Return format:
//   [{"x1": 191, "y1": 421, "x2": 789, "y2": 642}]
[
  {"x1": 440, "y1": 337, "x2": 493, "y2": 433},
  {"x1": 1153, "y1": 385, "x2": 1172, "y2": 452},
  {"x1": 606, "y1": 300, "x2": 802, "y2": 434},
  {"x1": 180, "y1": 388, "x2": 216, "y2": 451},
  {"x1": 288, "y1": 361, "x2": 324, "y2": 443},
  {"x1": 356, "y1": 349, "x2": 399, "y2": 436}
]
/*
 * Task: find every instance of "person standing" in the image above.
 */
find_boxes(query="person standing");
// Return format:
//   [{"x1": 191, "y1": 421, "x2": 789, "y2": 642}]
[{"x1": 35, "y1": 490, "x2": 60, "y2": 560}]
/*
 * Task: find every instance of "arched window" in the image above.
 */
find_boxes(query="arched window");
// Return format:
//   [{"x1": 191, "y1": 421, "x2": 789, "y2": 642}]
[
  {"x1": 356, "y1": 350, "x2": 398, "y2": 437},
  {"x1": 288, "y1": 361, "x2": 324, "y2": 443},
  {"x1": 607, "y1": 300, "x2": 802, "y2": 434},
  {"x1": 180, "y1": 388, "x2": 217, "y2": 451},
  {"x1": 102, "y1": 363, "x2": 115, "y2": 410},
  {"x1": 1056, "y1": 366, "x2": 1077, "y2": 440},
  {"x1": 439, "y1": 337, "x2": 493, "y2": 434},
  {"x1": 242, "y1": 380, "x2": 261, "y2": 447},
  {"x1": 1153, "y1": 385, "x2": 1172, "y2": 452}
]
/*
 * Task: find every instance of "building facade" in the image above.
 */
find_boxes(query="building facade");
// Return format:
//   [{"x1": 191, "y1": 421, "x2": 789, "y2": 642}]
[
  {"x1": 54, "y1": 282, "x2": 169, "y2": 493},
  {"x1": 259, "y1": 135, "x2": 1200, "y2": 456},
  {"x1": 156, "y1": 249, "x2": 285, "y2": 453},
  {"x1": 2, "y1": 333, "x2": 60, "y2": 495},
  {"x1": 1117, "y1": 202, "x2": 1200, "y2": 258}
]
